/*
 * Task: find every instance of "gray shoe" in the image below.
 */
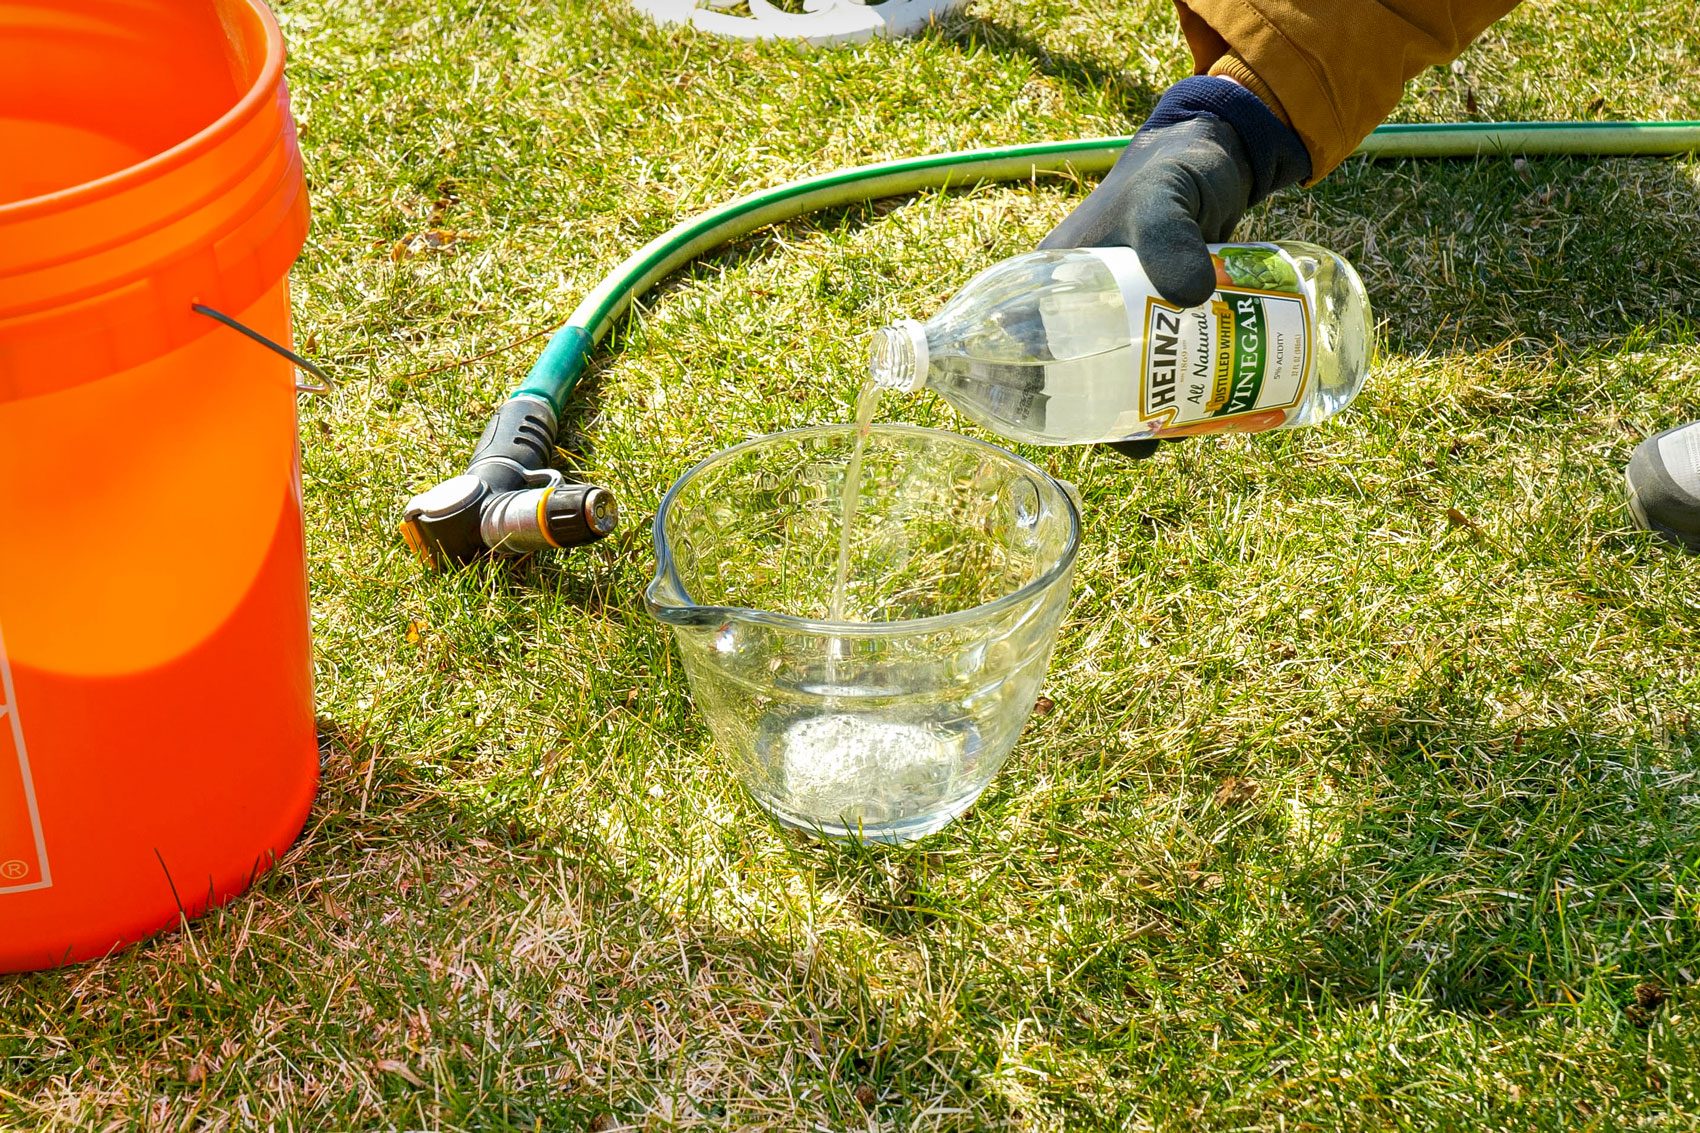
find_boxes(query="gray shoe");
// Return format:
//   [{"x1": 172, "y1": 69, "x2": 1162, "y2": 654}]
[{"x1": 1626, "y1": 421, "x2": 1700, "y2": 552}]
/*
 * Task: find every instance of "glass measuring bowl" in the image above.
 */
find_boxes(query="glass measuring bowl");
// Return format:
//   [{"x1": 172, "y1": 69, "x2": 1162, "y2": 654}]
[{"x1": 647, "y1": 424, "x2": 1079, "y2": 843}]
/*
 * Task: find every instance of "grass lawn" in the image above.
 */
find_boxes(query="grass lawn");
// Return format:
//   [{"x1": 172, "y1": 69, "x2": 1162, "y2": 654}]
[{"x1": 6, "y1": 0, "x2": 1700, "y2": 1128}]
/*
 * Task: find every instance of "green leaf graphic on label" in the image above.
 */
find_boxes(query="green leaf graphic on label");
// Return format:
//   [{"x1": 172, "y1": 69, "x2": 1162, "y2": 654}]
[{"x1": 1217, "y1": 246, "x2": 1299, "y2": 293}]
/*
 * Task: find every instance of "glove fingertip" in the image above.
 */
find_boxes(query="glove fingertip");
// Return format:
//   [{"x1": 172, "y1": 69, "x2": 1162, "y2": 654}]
[
  {"x1": 1103, "y1": 438, "x2": 1162, "y2": 461},
  {"x1": 1126, "y1": 196, "x2": 1220, "y2": 307},
  {"x1": 1150, "y1": 255, "x2": 1218, "y2": 309}
]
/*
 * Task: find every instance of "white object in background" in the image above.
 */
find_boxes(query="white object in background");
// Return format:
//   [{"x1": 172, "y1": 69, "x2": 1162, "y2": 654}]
[{"x1": 628, "y1": 0, "x2": 968, "y2": 46}]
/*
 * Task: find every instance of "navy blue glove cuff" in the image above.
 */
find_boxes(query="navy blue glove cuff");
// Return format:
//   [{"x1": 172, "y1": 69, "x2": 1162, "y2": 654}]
[{"x1": 1142, "y1": 76, "x2": 1312, "y2": 205}]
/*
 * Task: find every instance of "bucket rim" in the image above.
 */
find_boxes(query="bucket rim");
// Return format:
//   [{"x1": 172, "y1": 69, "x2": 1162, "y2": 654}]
[{"x1": 0, "y1": 0, "x2": 287, "y2": 221}]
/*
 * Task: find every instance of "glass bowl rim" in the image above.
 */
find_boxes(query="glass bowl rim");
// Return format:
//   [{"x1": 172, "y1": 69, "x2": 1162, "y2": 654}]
[{"x1": 647, "y1": 423, "x2": 1081, "y2": 637}]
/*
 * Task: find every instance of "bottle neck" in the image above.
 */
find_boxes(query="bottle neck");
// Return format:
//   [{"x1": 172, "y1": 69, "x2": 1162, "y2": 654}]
[{"x1": 868, "y1": 318, "x2": 928, "y2": 393}]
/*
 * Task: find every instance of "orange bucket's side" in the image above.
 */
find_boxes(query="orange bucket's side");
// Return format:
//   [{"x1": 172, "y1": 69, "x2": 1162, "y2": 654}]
[{"x1": 0, "y1": 0, "x2": 317, "y2": 972}]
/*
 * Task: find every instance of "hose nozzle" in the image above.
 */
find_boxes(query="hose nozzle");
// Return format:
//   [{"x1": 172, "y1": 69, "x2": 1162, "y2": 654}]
[
  {"x1": 399, "y1": 394, "x2": 618, "y2": 569},
  {"x1": 480, "y1": 480, "x2": 618, "y2": 555}
]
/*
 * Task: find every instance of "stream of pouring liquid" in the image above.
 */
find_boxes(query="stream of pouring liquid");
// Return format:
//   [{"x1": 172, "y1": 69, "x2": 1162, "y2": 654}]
[{"x1": 828, "y1": 379, "x2": 882, "y2": 624}]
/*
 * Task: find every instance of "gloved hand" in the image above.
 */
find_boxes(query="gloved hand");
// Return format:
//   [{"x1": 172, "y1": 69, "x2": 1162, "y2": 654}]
[{"x1": 1042, "y1": 76, "x2": 1311, "y2": 460}]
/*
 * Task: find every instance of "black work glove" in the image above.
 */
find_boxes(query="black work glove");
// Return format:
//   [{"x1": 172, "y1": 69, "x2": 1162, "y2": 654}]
[{"x1": 1042, "y1": 76, "x2": 1312, "y2": 461}]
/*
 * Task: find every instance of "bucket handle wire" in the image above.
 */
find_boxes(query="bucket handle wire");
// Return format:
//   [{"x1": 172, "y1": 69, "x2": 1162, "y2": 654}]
[{"x1": 192, "y1": 304, "x2": 333, "y2": 395}]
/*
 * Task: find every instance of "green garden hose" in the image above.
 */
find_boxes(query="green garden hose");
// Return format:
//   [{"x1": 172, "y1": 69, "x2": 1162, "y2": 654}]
[
  {"x1": 400, "y1": 119, "x2": 1700, "y2": 568},
  {"x1": 519, "y1": 119, "x2": 1700, "y2": 412}
]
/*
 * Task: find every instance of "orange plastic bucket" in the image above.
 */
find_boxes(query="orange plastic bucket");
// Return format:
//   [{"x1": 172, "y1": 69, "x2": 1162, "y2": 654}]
[{"x1": 0, "y1": 0, "x2": 315, "y2": 971}]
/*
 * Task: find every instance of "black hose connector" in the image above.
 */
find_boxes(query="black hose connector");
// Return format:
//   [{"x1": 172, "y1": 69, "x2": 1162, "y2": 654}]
[
  {"x1": 470, "y1": 394, "x2": 558, "y2": 485},
  {"x1": 400, "y1": 395, "x2": 618, "y2": 569}
]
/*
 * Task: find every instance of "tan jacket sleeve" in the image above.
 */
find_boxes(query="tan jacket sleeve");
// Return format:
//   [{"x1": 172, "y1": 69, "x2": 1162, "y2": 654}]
[{"x1": 1174, "y1": 0, "x2": 1522, "y2": 179}]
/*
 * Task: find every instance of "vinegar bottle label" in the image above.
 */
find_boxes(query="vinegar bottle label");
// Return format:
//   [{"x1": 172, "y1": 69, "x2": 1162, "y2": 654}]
[
  {"x1": 1092, "y1": 244, "x2": 1314, "y2": 438},
  {"x1": 0, "y1": 621, "x2": 49, "y2": 894}
]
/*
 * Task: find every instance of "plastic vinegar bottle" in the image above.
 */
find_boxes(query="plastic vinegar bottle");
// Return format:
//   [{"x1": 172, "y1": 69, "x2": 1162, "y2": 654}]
[{"x1": 869, "y1": 243, "x2": 1372, "y2": 446}]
